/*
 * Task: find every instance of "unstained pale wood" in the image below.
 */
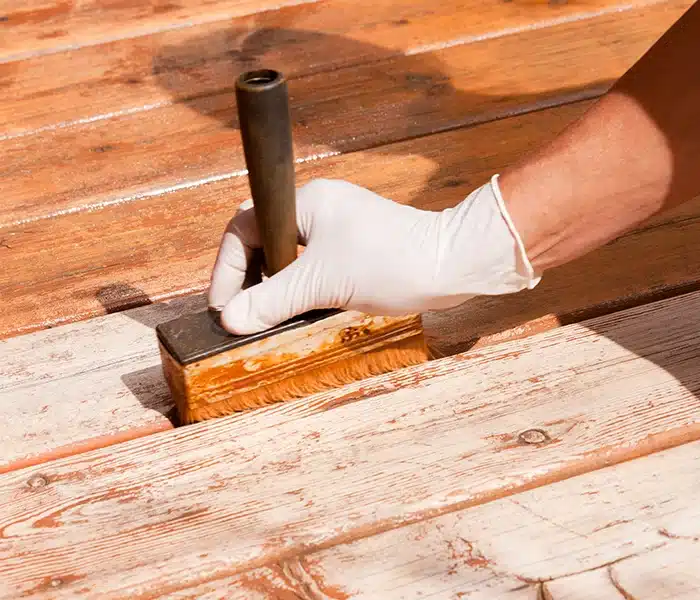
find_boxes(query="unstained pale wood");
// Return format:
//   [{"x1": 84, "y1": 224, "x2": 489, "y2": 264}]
[
  {"x1": 544, "y1": 541, "x2": 700, "y2": 599},
  {"x1": 2, "y1": 289, "x2": 700, "y2": 597},
  {"x1": 2, "y1": 0, "x2": 688, "y2": 226},
  {"x1": 98, "y1": 440, "x2": 700, "y2": 598},
  {"x1": 0, "y1": 294, "x2": 206, "y2": 474},
  {"x1": 1, "y1": 0, "x2": 653, "y2": 137},
  {"x1": 224, "y1": 441, "x2": 699, "y2": 600}
]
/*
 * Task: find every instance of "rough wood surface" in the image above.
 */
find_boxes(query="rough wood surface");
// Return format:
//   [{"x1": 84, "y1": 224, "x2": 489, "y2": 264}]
[
  {"x1": 2, "y1": 0, "x2": 656, "y2": 137},
  {"x1": 2, "y1": 0, "x2": 688, "y2": 226},
  {"x1": 186, "y1": 441, "x2": 697, "y2": 600},
  {"x1": 2, "y1": 289, "x2": 700, "y2": 597},
  {"x1": 0, "y1": 0, "x2": 323, "y2": 62},
  {"x1": 0, "y1": 294, "x2": 206, "y2": 474}
]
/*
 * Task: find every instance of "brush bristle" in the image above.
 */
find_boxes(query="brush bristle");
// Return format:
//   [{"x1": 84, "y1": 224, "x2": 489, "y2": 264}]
[{"x1": 178, "y1": 335, "x2": 431, "y2": 424}]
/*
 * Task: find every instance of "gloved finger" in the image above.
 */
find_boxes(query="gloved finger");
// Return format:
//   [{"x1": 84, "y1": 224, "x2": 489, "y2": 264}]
[
  {"x1": 208, "y1": 204, "x2": 261, "y2": 310},
  {"x1": 220, "y1": 252, "x2": 320, "y2": 335}
]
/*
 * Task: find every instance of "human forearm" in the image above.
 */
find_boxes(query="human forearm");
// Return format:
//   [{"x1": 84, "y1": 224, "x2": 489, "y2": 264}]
[{"x1": 499, "y1": 1, "x2": 700, "y2": 272}]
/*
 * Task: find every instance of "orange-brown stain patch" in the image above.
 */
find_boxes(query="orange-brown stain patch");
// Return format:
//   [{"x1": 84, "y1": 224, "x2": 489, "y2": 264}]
[
  {"x1": 6, "y1": 1, "x2": 72, "y2": 25},
  {"x1": 338, "y1": 324, "x2": 372, "y2": 344},
  {"x1": 446, "y1": 537, "x2": 493, "y2": 576},
  {"x1": 296, "y1": 557, "x2": 352, "y2": 600},
  {"x1": 153, "y1": 2, "x2": 182, "y2": 14},
  {"x1": 485, "y1": 432, "x2": 515, "y2": 444},
  {"x1": 35, "y1": 514, "x2": 61, "y2": 529},
  {"x1": 592, "y1": 519, "x2": 632, "y2": 532},
  {"x1": 21, "y1": 574, "x2": 84, "y2": 598},
  {"x1": 237, "y1": 567, "x2": 301, "y2": 600}
]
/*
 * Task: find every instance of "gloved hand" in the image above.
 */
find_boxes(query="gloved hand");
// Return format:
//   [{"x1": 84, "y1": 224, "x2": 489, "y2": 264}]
[{"x1": 208, "y1": 175, "x2": 541, "y2": 335}]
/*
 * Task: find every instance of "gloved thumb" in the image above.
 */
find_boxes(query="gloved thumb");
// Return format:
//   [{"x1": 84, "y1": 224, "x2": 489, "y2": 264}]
[{"x1": 219, "y1": 254, "x2": 317, "y2": 335}]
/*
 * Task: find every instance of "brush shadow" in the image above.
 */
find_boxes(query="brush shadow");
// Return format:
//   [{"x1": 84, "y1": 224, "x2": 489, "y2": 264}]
[
  {"x1": 120, "y1": 364, "x2": 180, "y2": 426},
  {"x1": 97, "y1": 282, "x2": 209, "y2": 330},
  {"x1": 151, "y1": 26, "x2": 587, "y2": 212},
  {"x1": 97, "y1": 282, "x2": 153, "y2": 314}
]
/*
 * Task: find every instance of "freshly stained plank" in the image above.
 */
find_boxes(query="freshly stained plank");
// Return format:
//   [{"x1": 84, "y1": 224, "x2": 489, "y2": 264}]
[
  {"x1": 0, "y1": 0, "x2": 322, "y2": 63},
  {"x1": 5, "y1": 97, "x2": 700, "y2": 353},
  {"x1": 1, "y1": 0, "x2": 670, "y2": 138},
  {"x1": 2, "y1": 0, "x2": 689, "y2": 225},
  {"x1": 2, "y1": 288, "x2": 700, "y2": 597},
  {"x1": 0, "y1": 99, "x2": 586, "y2": 339}
]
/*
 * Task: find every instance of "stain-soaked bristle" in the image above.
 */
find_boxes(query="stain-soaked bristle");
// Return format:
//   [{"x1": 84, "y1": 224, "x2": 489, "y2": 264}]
[{"x1": 178, "y1": 335, "x2": 432, "y2": 424}]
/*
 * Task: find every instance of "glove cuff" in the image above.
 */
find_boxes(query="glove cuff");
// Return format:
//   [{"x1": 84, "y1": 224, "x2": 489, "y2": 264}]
[
  {"x1": 490, "y1": 173, "x2": 541, "y2": 290},
  {"x1": 433, "y1": 175, "x2": 543, "y2": 301}
]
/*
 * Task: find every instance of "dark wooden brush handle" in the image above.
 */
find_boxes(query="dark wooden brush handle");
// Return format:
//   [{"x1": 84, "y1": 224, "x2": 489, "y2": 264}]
[{"x1": 235, "y1": 69, "x2": 297, "y2": 276}]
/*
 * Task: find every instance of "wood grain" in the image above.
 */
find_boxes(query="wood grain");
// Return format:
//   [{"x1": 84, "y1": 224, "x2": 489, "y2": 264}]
[
  {"x1": 0, "y1": 294, "x2": 207, "y2": 474},
  {"x1": 2, "y1": 288, "x2": 700, "y2": 597},
  {"x1": 1, "y1": 99, "x2": 586, "y2": 340},
  {"x1": 5, "y1": 96, "x2": 700, "y2": 356},
  {"x1": 142, "y1": 440, "x2": 700, "y2": 598},
  {"x1": 1, "y1": 0, "x2": 670, "y2": 138},
  {"x1": 2, "y1": 0, "x2": 689, "y2": 225},
  {"x1": 0, "y1": 0, "x2": 323, "y2": 63}
]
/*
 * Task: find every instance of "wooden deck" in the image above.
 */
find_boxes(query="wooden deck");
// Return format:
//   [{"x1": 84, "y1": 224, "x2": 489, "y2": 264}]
[{"x1": 1, "y1": 0, "x2": 699, "y2": 597}]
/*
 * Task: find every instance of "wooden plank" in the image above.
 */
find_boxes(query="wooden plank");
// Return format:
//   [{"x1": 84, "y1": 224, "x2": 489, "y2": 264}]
[
  {"x1": 0, "y1": 0, "x2": 323, "y2": 63},
  {"x1": 2, "y1": 0, "x2": 688, "y2": 226},
  {"x1": 0, "y1": 294, "x2": 206, "y2": 474},
  {"x1": 545, "y1": 571, "x2": 624, "y2": 600},
  {"x1": 5, "y1": 95, "x2": 700, "y2": 354},
  {"x1": 2, "y1": 288, "x2": 700, "y2": 597},
  {"x1": 0, "y1": 100, "x2": 586, "y2": 340},
  {"x1": 0, "y1": 0, "x2": 667, "y2": 138},
  {"x1": 154, "y1": 440, "x2": 700, "y2": 599}
]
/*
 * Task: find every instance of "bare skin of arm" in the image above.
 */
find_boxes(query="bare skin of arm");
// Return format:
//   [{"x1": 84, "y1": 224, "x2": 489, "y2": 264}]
[{"x1": 499, "y1": 1, "x2": 700, "y2": 273}]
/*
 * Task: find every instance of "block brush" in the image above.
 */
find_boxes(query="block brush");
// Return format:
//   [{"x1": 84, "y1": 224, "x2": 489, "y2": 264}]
[{"x1": 156, "y1": 68, "x2": 431, "y2": 425}]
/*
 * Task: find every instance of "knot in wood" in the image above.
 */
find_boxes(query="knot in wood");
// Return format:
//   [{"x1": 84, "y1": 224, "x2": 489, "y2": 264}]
[
  {"x1": 50, "y1": 578, "x2": 63, "y2": 588},
  {"x1": 26, "y1": 474, "x2": 49, "y2": 489},
  {"x1": 518, "y1": 428, "x2": 550, "y2": 445}
]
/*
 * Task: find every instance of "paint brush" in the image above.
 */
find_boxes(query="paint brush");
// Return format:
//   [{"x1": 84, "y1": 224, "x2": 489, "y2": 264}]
[{"x1": 156, "y1": 68, "x2": 430, "y2": 424}]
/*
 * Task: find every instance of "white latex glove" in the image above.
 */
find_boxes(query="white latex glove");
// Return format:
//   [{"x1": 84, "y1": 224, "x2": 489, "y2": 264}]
[{"x1": 208, "y1": 175, "x2": 541, "y2": 334}]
